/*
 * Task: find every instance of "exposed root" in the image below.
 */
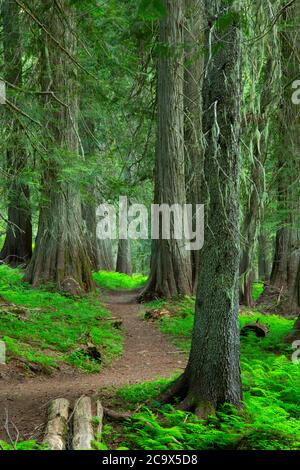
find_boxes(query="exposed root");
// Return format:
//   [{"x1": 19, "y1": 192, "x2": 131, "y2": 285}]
[
  {"x1": 176, "y1": 396, "x2": 196, "y2": 412},
  {"x1": 159, "y1": 374, "x2": 189, "y2": 404}
]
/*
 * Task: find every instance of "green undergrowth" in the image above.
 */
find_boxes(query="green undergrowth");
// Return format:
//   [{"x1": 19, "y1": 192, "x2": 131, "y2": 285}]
[
  {"x1": 252, "y1": 281, "x2": 264, "y2": 301},
  {"x1": 93, "y1": 271, "x2": 147, "y2": 290},
  {"x1": 0, "y1": 265, "x2": 123, "y2": 372},
  {"x1": 0, "y1": 440, "x2": 48, "y2": 451},
  {"x1": 101, "y1": 283, "x2": 299, "y2": 451}
]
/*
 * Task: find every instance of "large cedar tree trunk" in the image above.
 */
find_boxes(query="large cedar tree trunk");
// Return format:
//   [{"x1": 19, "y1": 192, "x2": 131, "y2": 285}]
[
  {"x1": 25, "y1": 0, "x2": 93, "y2": 293},
  {"x1": 184, "y1": 0, "x2": 205, "y2": 291},
  {"x1": 0, "y1": 0, "x2": 32, "y2": 267},
  {"x1": 162, "y1": 0, "x2": 242, "y2": 415},
  {"x1": 82, "y1": 200, "x2": 100, "y2": 272},
  {"x1": 239, "y1": 55, "x2": 274, "y2": 306},
  {"x1": 269, "y1": 4, "x2": 300, "y2": 315},
  {"x1": 140, "y1": 0, "x2": 192, "y2": 299},
  {"x1": 80, "y1": 120, "x2": 100, "y2": 272}
]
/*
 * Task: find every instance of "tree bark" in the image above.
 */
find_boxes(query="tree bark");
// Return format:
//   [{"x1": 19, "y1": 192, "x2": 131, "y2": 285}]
[
  {"x1": 80, "y1": 119, "x2": 101, "y2": 272},
  {"x1": 82, "y1": 200, "x2": 100, "y2": 271},
  {"x1": 184, "y1": 0, "x2": 205, "y2": 291},
  {"x1": 25, "y1": 0, "x2": 94, "y2": 293},
  {"x1": 162, "y1": 0, "x2": 242, "y2": 415},
  {"x1": 268, "y1": 3, "x2": 300, "y2": 315},
  {"x1": 239, "y1": 53, "x2": 274, "y2": 306},
  {"x1": 0, "y1": 0, "x2": 32, "y2": 267},
  {"x1": 98, "y1": 239, "x2": 114, "y2": 271},
  {"x1": 116, "y1": 239, "x2": 132, "y2": 276},
  {"x1": 140, "y1": 0, "x2": 192, "y2": 300},
  {"x1": 258, "y1": 229, "x2": 270, "y2": 282}
]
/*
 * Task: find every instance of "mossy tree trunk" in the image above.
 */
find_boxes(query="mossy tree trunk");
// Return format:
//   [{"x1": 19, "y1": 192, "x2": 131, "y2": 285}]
[
  {"x1": 269, "y1": 3, "x2": 300, "y2": 315},
  {"x1": 25, "y1": 0, "x2": 93, "y2": 293},
  {"x1": 162, "y1": 0, "x2": 242, "y2": 415},
  {"x1": 141, "y1": 0, "x2": 192, "y2": 299},
  {"x1": 0, "y1": 0, "x2": 32, "y2": 267}
]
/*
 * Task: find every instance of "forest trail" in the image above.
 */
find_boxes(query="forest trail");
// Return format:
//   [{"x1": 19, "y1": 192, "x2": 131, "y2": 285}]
[{"x1": 0, "y1": 289, "x2": 185, "y2": 442}]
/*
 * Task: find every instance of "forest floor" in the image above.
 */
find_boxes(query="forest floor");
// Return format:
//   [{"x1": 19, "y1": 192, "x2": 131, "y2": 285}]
[
  {"x1": 0, "y1": 272, "x2": 299, "y2": 450},
  {"x1": 0, "y1": 288, "x2": 185, "y2": 443}
]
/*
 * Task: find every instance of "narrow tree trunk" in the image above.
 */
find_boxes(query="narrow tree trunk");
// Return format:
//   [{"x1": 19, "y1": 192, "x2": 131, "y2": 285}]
[
  {"x1": 98, "y1": 239, "x2": 114, "y2": 271},
  {"x1": 239, "y1": 55, "x2": 274, "y2": 306},
  {"x1": 140, "y1": 0, "x2": 192, "y2": 300},
  {"x1": 0, "y1": 0, "x2": 32, "y2": 267},
  {"x1": 116, "y1": 239, "x2": 132, "y2": 275},
  {"x1": 239, "y1": 159, "x2": 264, "y2": 306},
  {"x1": 25, "y1": 0, "x2": 93, "y2": 293},
  {"x1": 258, "y1": 230, "x2": 270, "y2": 282},
  {"x1": 162, "y1": 0, "x2": 242, "y2": 415},
  {"x1": 184, "y1": 0, "x2": 205, "y2": 291}
]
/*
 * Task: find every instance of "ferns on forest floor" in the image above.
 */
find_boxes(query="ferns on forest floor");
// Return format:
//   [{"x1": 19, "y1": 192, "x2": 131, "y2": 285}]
[{"x1": 108, "y1": 288, "x2": 300, "y2": 451}]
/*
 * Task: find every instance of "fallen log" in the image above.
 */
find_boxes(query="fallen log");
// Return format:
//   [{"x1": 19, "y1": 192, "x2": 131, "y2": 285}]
[
  {"x1": 96, "y1": 400, "x2": 104, "y2": 439},
  {"x1": 241, "y1": 321, "x2": 269, "y2": 338},
  {"x1": 103, "y1": 407, "x2": 133, "y2": 421},
  {"x1": 43, "y1": 398, "x2": 70, "y2": 450},
  {"x1": 72, "y1": 396, "x2": 94, "y2": 450}
]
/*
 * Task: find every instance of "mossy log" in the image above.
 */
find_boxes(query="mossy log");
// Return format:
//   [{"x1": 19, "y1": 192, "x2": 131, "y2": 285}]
[{"x1": 241, "y1": 321, "x2": 269, "y2": 338}]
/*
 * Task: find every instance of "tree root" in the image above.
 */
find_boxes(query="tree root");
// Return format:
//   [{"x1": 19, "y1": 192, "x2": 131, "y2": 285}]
[{"x1": 159, "y1": 374, "x2": 188, "y2": 404}]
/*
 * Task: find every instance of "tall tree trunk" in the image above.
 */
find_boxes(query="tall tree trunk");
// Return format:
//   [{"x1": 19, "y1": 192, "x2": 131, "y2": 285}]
[
  {"x1": 0, "y1": 0, "x2": 32, "y2": 267},
  {"x1": 116, "y1": 239, "x2": 132, "y2": 276},
  {"x1": 258, "y1": 229, "x2": 270, "y2": 282},
  {"x1": 140, "y1": 0, "x2": 192, "y2": 300},
  {"x1": 162, "y1": 0, "x2": 242, "y2": 415},
  {"x1": 80, "y1": 120, "x2": 100, "y2": 272},
  {"x1": 98, "y1": 239, "x2": 114, "y2": 271},
  {"x1": 239, "y1": 52, "x2": 274, "y2": 306},
  {"x1": 82, "y1": 199, "x2": 100, "y2": 271},
  {"x1": 184, "y1": 0, "x2": 205, "y2": 291},
  {"x1": 269, "y1": 3, "x2": 300, "y2": 315},
  {"x1": 25, "y1": 0, "x2": 93, "y2": 294}
]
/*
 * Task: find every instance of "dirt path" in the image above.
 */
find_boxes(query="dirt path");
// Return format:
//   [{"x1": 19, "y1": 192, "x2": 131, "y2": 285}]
[{"x1": 0, "y1": 290, "x2": 185, "y2": 442}]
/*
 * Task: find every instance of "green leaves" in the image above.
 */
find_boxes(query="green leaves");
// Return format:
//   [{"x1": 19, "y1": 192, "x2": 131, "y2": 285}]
[{"x1": 138, "y1": 0, "x2": 166, "y2": 21}]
